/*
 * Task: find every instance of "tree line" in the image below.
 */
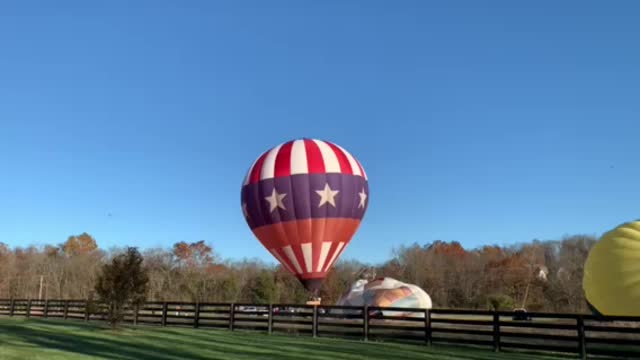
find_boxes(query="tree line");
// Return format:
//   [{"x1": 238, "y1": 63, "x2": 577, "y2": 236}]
[{"x1": 0, "y1": 232, "x2": 596, "y2": 313}]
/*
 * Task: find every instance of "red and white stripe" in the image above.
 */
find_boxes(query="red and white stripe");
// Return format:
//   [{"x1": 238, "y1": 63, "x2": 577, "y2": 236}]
[
  {"x1": 243, "y1": 139, "x2": 367, "y2": 185},
  {"x1": 269, "y1": 241, "x2": 347, "y2": 276}
]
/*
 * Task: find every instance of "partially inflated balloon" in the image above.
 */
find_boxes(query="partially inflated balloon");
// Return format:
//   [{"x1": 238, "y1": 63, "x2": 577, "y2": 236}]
[
  {"x1": 240, "y1": 138, "x2": 369, "y2": 295},
  {"x1": 583, "y1": 220, "x2": 640, "y2": 316},
  {"x1": 337, "y1": 277, "x2": 432, "y2": 317}
]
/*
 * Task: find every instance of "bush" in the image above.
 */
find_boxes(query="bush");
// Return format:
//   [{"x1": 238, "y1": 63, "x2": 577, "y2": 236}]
[
  {"x1": 95, "y1": 247, "x2": 149, "y2": 329},
  {"x1": 85, "y1": 291, "x2": 100, "y2": 316},
  {"x1": 487, "y1": 294, "x2": 515, "y2": 311}
]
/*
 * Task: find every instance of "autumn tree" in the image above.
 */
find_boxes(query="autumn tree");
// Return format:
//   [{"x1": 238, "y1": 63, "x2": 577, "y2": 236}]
[
  {"x1": 0, "y1": 243, "x2": 15, "y2": 297},
  {"x1": 31, "y1": 232, "x2": 103, "y2": 299},
  {"x1": 273, "y1": 266, "x2": 308, "y2": 303},
  {"x1": 172, "y1": 240, "x2": 219, "y2": 302},
  {"x1": 215, "y1": 274, "x2": 242, "y2": 302},
  {"x1": 62, "y1": 233, "x2": 98, "y2": 257},
  {"x1": 246, "y1": 269, "x2": 278, "y2": 303},
  {"x1": 95, "y1": 247, "x2": 149, "y2": 329},
  {"x1": 542, "y1": 235, "x2": 596, "y2": 313},
  {"x1": 142, "y1": 248, "x2": 176, "y2": 301}
]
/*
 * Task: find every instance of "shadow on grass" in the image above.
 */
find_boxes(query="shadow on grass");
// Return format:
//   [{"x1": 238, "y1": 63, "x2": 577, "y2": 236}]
[
  {"x1": 0, "y1": 318, "x2": 571, "y2": 360},
  {"x1": 154, "y1": 327, "x2": 570, "y2": 360},
  {"x1": 1, "y1": 319, "x2": 210, "y2": 360}
]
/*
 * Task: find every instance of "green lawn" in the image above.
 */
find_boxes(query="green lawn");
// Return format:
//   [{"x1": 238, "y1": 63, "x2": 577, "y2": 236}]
[{"x1": 0, "y1": 317, "x2": 568, "y2": 360}]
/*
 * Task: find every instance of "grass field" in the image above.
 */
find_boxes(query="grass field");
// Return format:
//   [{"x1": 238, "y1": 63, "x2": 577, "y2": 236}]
[{"x1": 0, "y1": 317, "x2": 570, "y2": 360}]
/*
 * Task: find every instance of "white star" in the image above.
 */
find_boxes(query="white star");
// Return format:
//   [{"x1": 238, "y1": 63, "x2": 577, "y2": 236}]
[
  {"x1": 242, "y1": 202, "x2": 250, "y2": 219},
  {"x1": 358, "y1": 188, "x2": 367, "y2": 208},
  {"x1": 316, "y1": 183, "x2": 339, "y2": 207},
  {"x1": 265, "y1": 188, "x2": 287, "y2": 212}
]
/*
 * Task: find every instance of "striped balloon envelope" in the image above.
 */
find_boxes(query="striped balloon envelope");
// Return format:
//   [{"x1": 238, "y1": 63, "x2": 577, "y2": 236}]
[{"x1": 240, "y1": 138, "x2": 369, "y2": 295}]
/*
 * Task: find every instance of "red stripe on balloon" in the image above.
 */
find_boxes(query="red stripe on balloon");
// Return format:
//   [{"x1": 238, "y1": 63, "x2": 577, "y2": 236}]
[
  {"x1": 326, "y1": 141, "x2": 353, "y2": 174},
  {"x1": 273, "y1": 247, "x2": 296, "y2": 274},
  {"x1": 304, "y1": 139, "x2": 325, "y2": 174},
  {"x1": 291, "y1": 244, "x2": 307, "y2": 274},
  {"x1": 249, "y1": 150, "x2": 270, "y2": 184},
  {"x1": 323, "y1": 242, "x2": 343, "y2": 272},
  {"x1": 274, "y1": 140, "x2": 293, "y2": 178}
]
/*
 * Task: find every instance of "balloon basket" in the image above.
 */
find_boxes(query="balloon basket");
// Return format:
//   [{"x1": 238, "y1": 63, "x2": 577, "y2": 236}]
[{"x1": 306, "y1": 298, "x2": 321, "y2": 306}]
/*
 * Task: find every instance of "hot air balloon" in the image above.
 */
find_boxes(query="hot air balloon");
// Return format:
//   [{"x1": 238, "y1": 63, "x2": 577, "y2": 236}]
[
  {"x1": 240, "y1": 138, "x2": 369, "y2": 300},
  {"x1": 583, "y1": 219, "x2": 640, "y2": 316},
  {"x1": 336, "y1": 277, "x2": 432, "y2": 318}
]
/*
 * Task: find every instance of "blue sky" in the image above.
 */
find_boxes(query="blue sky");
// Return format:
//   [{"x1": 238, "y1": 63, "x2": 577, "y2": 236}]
[{"x1": 1, "y1": 1, "x2": 638, "y2": 265}]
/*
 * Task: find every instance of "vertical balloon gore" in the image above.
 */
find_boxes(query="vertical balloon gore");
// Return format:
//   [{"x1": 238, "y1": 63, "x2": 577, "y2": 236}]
[{"x1": 241, "y1": 138, "x2": 369, "y2": 295}]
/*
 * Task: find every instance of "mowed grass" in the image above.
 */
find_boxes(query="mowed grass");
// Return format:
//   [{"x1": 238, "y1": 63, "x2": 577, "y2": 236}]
[{"x1": 0, "y1": 317, "x2": 568, "y2": 360}]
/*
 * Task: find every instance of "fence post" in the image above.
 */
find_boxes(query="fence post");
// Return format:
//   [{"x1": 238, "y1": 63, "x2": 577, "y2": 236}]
[
  {"x1": 43, "y1": 299, "x2": 49, "y2": 318},
  {"x1": 194, "y1": 302, "x2": 200, "y2": 328},
  {"x1": 492, "y1": 311, "x2": 500, "y2": 352},
  {"x1": 577, "y1": 315, "x2": 586, "y2": 360},
  {"x1": 63, "y1": 300, "x2": 69, "y2": 320},
  {"x1": 9, "y1": 298, "x2": 15, "y2": 317},
  {"x1": 363, "y1": 306, "x2": 369, "y2": 341},
  {"x1": 26, "y1": 299, "x2": 32, "y2": 318},
  {"x1": 229, "y1": 303, "x2": 235, "y2": 331},
  {"x1": 267, "y1": 304, "x2": 273, "y2": 335},
  {"x1": 161, "y1": 302, "x2": 168, "y2": 326},
  {"x1": 84, "y1": 299, "x2": 89, "y2": 322},
  {"x1": 312, "y1": 306, "x2": 318, "y2": 338},
  {"x1": 425, "y1": 309, "x2": 432, "y2": 346},
  {"x1": 134, "y1": 303, "x2": 139, "y2": 326}
]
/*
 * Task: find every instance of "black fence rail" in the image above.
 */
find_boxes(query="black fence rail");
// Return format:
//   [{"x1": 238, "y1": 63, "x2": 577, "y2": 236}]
[{"x1": 1, "y1": 299, "x2": 639, "y2": 359}]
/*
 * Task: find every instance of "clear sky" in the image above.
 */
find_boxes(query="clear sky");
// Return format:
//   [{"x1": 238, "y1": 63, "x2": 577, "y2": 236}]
[{"x1": 1, "y1": 1, "x2": 638, "y2": 265}]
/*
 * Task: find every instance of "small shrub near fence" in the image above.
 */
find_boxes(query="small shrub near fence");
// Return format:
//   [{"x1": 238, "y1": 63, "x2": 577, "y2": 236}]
[{"x1": 1, "y1": 299, "x2": 639, "y2": 359}]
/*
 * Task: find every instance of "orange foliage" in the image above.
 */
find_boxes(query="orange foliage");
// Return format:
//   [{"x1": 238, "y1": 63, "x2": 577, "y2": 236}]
[
  {"x1": 427, "y1": 240, "x2": 468, "y2": 258},
  {"x1": 44, "y1": 245, "x2": 60, "y2": 257},
  {"x1": 479, "y1": 245, "x2": 505, "y2": 261},
  {"x1": 172, "y1": 240, "x2": 214, "y2": 268},
  {"x1": 205, "y1": 263, "x2": 228, "y2": 275},
  {"x1": 62, "y1": 233, "x2": 98, "y2": 257}
]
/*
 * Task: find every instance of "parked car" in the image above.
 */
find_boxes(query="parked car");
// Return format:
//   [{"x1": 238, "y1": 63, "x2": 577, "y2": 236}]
[
  {"x1": 256, "y1": 306, "x2": 269, "y2": 316},
  {"x1": 274, "y1": 307, "x2": 295, "y2": 314},
  {"x1": 512, "y1": 308, "x2": 531, "y2": 321}
]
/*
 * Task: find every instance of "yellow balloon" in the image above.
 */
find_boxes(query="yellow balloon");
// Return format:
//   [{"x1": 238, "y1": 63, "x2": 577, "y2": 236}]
[{"x1": 583, "y1": 220, "x2": 640, "y2": 316}]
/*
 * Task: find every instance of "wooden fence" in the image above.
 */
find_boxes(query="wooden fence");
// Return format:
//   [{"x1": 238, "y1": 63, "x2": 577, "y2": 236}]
[{"x1": 1, "y1": 299, "x2": 639, "y2": 359}]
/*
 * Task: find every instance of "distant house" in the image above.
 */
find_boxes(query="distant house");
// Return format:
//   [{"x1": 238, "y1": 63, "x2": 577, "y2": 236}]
[{"x1": 536, "y1": 265, "x2": 549, "y2": 281}]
